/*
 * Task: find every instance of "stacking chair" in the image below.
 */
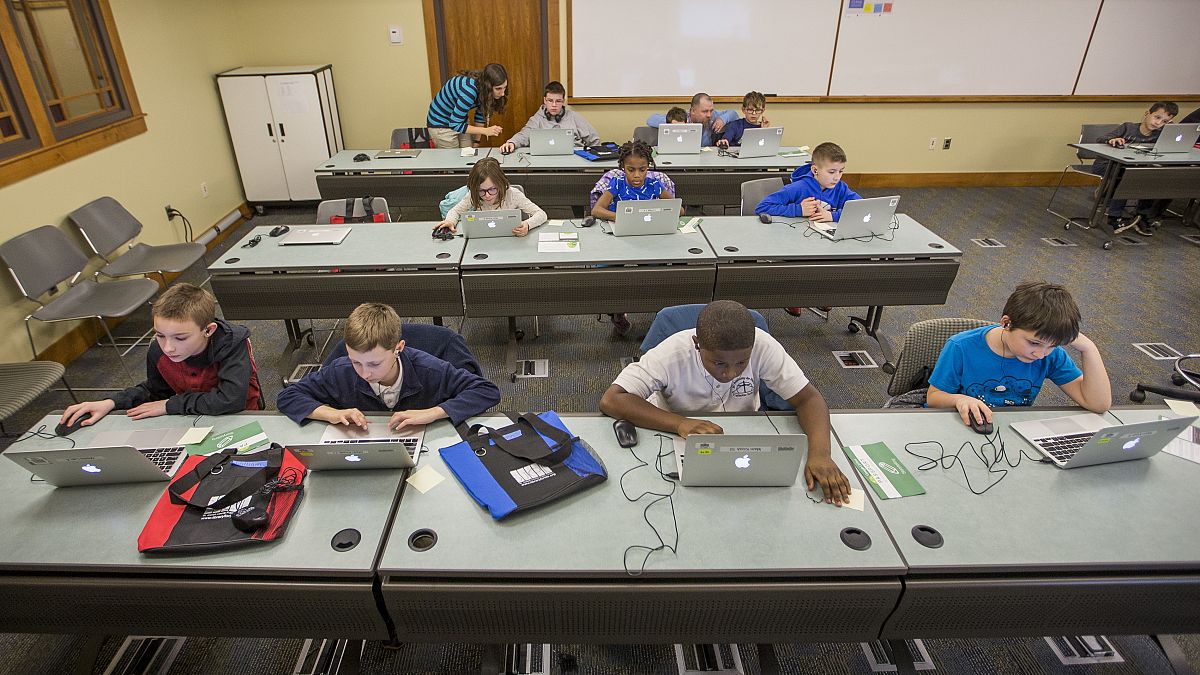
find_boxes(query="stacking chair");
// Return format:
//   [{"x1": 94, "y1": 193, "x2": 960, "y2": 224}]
[
  {"x1": 633, "y1": 126, "x2": 657, "y2": 146},
  {"x1": 640, "y1": 304, "x2": 792, "y2": 411},
  {"x1": 884, "y1": 317, "x2": 991, "y2": 407},
  {"x1": 0, "y1": 225, "x2": 158, "y2": 381},
  {"x1": 0, "y1": 361, "x2": 77, "y2": 436},
  {"x1": 390, "y1": 127, "x2": 432, "y2": 149},
  {"x1": 315, "y1": 197, "x2": 392, "y2": 223},
  {"x1": 68, "y1": 196, "x2": 205, "y2": 286},
  {"x1": 740, "y1": 177, "x2": 785, "y2": 215},
  {"x1": 1045, "y1": 123, "x2": 1116, "y2": 228}
]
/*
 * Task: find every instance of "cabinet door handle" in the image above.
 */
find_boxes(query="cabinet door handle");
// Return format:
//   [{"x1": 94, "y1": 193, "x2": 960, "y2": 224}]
[
  {"x1": 267, "y1": 123, "x2": 273, "y2": 137},
  {"x1": 278, "y1": 123, "x2": 286, "y2": 137}
]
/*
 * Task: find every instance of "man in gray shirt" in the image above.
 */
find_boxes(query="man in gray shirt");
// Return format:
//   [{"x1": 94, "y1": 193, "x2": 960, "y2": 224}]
[{"x1": 501, "y1": 81, "x2": 599, "y2": 153}]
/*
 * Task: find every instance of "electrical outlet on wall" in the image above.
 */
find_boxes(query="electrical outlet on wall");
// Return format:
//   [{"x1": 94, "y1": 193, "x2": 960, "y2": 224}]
[
  {"x1": 200, "y1": 182, "x2": 209, "y2": 198},
  {"x1": 928, "y1": 137, "x2": 937, "y2": 150},
  {"x1": 942, "y1": 138, "x2": 953, "y2": 150}
]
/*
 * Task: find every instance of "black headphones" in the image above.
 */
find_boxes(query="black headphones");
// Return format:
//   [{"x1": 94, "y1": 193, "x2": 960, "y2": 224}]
[{"x1": 544, "y1": 107, "x2": 564, "y2": 123}]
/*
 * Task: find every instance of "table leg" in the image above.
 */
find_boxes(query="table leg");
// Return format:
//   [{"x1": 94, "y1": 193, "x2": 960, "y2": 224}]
[
  {"x1": 1152, "y1": 635, "x2": 1197, "y2": 675},
  {"x1": 284, "y1": 319, "x2": 314, "y2": 351},
  {"x1": 479, "y1": 643, "x2": 505, "y2": 675},
  {"x1": 848, "y1": 305, "x2": 896, "y2": 374},
  {"x1": 755, "y1": 644, "x2": 781, "y2": 675},
  {"x1": 72, "y1": 634, "x2": 107, "y2": 675},
  {"x1": 886, "y1": 639, "x2": 918, "y2": 675},
  {"x1": 506, "y1": 317, "x2": 521, "y2": 383}
]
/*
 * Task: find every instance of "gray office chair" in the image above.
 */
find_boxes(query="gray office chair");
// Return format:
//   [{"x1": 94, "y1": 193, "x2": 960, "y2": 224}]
[
  {"x1": 315, "y1": 197, "x2": 392, "y2": 224},
  {"x1": 1045, "y1": 123, "x2": 1116, "y2": 228},
  {"x1": 633, "y1": 126, "x2": 657, "y2": 147},
  {"x1": 884, "y1": 317, "x2": 991, "y2": 407},
  {"x1": 390, "y1": 127, "x2": 432, "y2": 149},
  {"x1": 68, "y1": 196, "x2": 206, "y2": 285},
  {"x1": 0, "y1": 361, "x2": 77, "y2": 436},
  {"x1": 0, "y1": 225, "x2": 159, "y2": 382},
  {"x1": 740, "y1": 177, "x2": 785, "y2": 216}
]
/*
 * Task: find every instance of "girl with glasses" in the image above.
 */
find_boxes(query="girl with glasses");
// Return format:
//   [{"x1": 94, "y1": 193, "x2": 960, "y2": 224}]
[{"x1": 435, "y1": 157, "x2": 547, "y2": 237}]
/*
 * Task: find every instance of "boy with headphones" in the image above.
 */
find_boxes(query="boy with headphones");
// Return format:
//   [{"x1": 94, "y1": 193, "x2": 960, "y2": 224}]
[
  {"x1": 927, "y1": 281, "x2": 1112, "y2": 428},
  {"x1": 277, "y1": 303, "x2": 500, "y2": 432},
  {"x1": 599, "y1": 300, "x2": 851, "y2": 505},
  {"x1": 500, "y1": 81, "x2": 599, "y2": 153},
  {"x1": 60, "y1": 283, "x2": 263, "y2": 427}
]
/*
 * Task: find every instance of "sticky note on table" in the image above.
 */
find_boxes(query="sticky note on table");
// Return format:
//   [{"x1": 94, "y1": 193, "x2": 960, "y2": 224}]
[
  {"x1": 177, "y1": 426, "x2": 212, "y2": 445},
  {"x1": 538, "y1": 232, "x2": 559, "y2": 242},
  {"x1": 678, "y1": 217, "x2": 700, "y2": 233},
  {"x1": 1165, "y1": 399, "x2": 1200, "y2": 416},
  {"x1": 844, "y1": 487, "x2": 865, "y2": 511},
  {"x1": 406, "y1": 465, "x2": 446, "y2": 494}
]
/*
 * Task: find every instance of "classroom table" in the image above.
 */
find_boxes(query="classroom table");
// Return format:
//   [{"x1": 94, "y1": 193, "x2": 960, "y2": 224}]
[
  {"x1": 0, "y1": 411, "x2": 411, "y2": 639},
  {"x1": 828, "y1": 406, "x2": 1200, "y2": 640},
  {"x1": 377, "y1": 413, "x2": 905, "y2": 645},
  {"x1": 314, "y1": 148, "x2": 808, "y2": 212},
  {"x1": 1066, "y1": 143, "x2": 1200, "y2": 248},
  {"x1": 700, "y1": 215, "x2": 961, "y2": 373},
  {"x1": 207, "y1": 223, "x2": 465, "y2": 347}
]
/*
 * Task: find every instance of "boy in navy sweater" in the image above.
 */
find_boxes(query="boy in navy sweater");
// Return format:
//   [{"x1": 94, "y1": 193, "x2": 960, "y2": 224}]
[
  {"x1": 716, "y1": 91, "x2": 769, "y2": 148},
  {"x1": 755, "y1": 141, "x2": 861, "y2": 222},
  {"x1": 277, "y1": 303, "x2": 500, "y2": 430},
  {"x1": 60, "y1": 283, "x2": 262, "y2": 427}
]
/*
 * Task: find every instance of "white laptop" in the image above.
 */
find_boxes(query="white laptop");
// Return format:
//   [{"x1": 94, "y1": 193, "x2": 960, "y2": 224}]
[
  {"x1": 461, "y1": 209, "x2": 522, "y2": 238},
  {"x1": 672, "y1": 434, "x2": 805, "y2": 487},
  {"x1": 6, "y1": 444, "x2": 187, "y2": 487},
  {"x1": 808, "y1": 195, "x2": 899, "y2": 241},
  {"x1": 1010, "y1": 413, "x2": 1197, "y2": 469},
  {"x1": 611, "y1": 198, "x2": 682, "y2": 236},
  {"x1": 288, "y1": 422, "x2": 422, "y2": 471},
  {"x1": 278, "y1": 226, "x2": 352, "y2": 246},
  {"x1": 375, "y1": 148, "x2": 421, "y2": 159},
  {"x1": 1128, "y1": 124, "x2": 1200, "y2": 154},
  {"x1": 727, "y1": 127, "x2": 784, "y2": 159},
  {"x1": 657, "y1": 123, "x2": 702, "y2": 154},
  {"x1": 528, "y1": 128, "x2": 576, "y2": 155}
]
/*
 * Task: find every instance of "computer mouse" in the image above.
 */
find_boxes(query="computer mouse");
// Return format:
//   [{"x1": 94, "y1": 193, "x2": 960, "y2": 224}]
[
  {"x1": 612, "y1": 419, "x2": 639, "y2": 448},
  {"x1": 968, "y1": 411, "x2": 993, "y2": 436},
  {"x1": 268, "y1": 225, "x2": 290, "y2": 237},
  {"x1": 231, "y1": 505, "x2": 269, "y2": 533},
  {"x1": 352, "y1": 153, "x2": 371, "y2": 162},
  {"x1": 55, "y1": 412, "x2": 92, "y2": 437},
  {"x1": 581, "y1": 216, "x2": 596, "y2": 227},
  {"x1": 758, "y1": 213, "x2": 772, "y2": 224}
]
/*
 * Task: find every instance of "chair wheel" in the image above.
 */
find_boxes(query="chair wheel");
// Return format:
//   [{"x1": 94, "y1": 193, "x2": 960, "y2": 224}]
[
  {"x1": 510, "y1": 372, "x2": 517, "y2": 383},
  {"x1": 1064, "y1": 222, "x2": 1071, "y2": 230},
  {"x1": 1172, "y1": 373, "x2": 1186, "y2": 385},
  {"x1": 847, "y1": 322, "x2": 860, "y2": 334},
  {"x1": 515, "y1": 329, "x2": 525, "y2": 340},
  {"x1": 1102, "y1": 240, "x2": 1113, "y2": 250},
  {"x1": 882, "y1": 363, "x2": 896, "y2": 375},
  {"x1": 1129, "y1": 389, "x2": 1146, "y2": 403},
  {"x1": 306, "y1": 334, "x2": 315, "y2": 346}
]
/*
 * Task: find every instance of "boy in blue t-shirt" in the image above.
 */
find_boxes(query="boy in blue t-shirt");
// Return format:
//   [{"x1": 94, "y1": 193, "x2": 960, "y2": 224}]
[
  {"x1": 927, "y1": 281, "x2": 1112, "y2": 428},
  {"x1": 755, "y1": 142, "x2": 861, "y2": 223},
  {"x1": 716, "y1": 91, "x2": 769, "y2": 148}
]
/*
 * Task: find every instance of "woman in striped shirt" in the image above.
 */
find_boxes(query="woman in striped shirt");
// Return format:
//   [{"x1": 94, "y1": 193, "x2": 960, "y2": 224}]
[{"x1": 426, "y1": 63, "x2": 509, "y2": 149}]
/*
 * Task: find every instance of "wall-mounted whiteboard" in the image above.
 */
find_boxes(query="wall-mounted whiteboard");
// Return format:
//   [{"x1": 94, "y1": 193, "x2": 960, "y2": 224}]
[
  {"x1": 569, "y1": 0, "x2": 839, "y2": 98},
  {"x1": 829, "y1": 0, "x2": 1098, "y2": 96},
  {"x1": 1075, "y1": 0, "x2": 1200, "y2": 95},
  {"x1": 568, "y1": 0, "x2": 1200, "y2": 99}
]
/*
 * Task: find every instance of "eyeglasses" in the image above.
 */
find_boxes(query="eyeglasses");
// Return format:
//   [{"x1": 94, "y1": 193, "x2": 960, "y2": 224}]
[
  {"x1": 478, "y1": 186, "x2": 499, "y2": 197},
  {"x1": 744, "y1": 108, "x2": 764, "y2": 114}
]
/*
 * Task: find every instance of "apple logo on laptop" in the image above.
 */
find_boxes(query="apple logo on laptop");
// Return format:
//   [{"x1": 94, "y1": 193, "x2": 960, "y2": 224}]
[
  {"x1": 81, "y1": 464, "x2": 101, "y2": 474},
  {"x1": 863, "y1": 212, "x2": 872, "y2": 223},
  {"x1": 486, "y1": 221, "x2": 496, "y2": 229},
  {"x1": 676, "y1": 135, "x2": 683, "y2": 143},
  {"x1": 548, "y1": 138, "x2": 556, "y2": 145},
  {"x1": 757, "y1": 138, "x2": 765, "y2": 146},
  {"x1": 344, "y1": 454, "x2": 362, "y2": 463},
  {"x1": 1175, "y1": 133, "x2": 1184, "y2": 142},
  {"x1": 1122, "y1": 437, "x2": 1141, "y2": 451},
  {"x1": 643, "y1": 214, "x2": 652, "y2": 222},
  {"x1": 734, "y1": 454, "x2": 751, "y2": 469}
]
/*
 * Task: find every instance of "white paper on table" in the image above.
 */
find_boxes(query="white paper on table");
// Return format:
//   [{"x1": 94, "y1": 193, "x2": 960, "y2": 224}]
[
  {"x1": 1163, "y1": 419, "x2": 1200, "y2": 465},
  {"x1": 177, "y1": 426, "x2": 213, "y2": 445},
  {"x1": 538, "y1": 240, "x2": 580, "y2": 253},
  {"x1": 538, "y1": 232, "x2": 559, "y2": 242}
]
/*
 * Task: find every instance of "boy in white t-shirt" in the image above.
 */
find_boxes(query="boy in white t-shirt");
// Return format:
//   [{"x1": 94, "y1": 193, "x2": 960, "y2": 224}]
[{"x1": 600, "y1": 301, "x2": 850, "y2": 505}]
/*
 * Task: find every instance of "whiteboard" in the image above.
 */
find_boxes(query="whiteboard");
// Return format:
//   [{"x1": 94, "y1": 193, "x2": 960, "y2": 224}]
[
  {"x1": 829, "y1": 0, "x2": 1099, "y2": 96},
  {"x1": 1075, "y1": 0, "x2": 1200, "y2": 95},
  {"x1": 570, "y1": 0, "x2": 839, "y2": 98}
]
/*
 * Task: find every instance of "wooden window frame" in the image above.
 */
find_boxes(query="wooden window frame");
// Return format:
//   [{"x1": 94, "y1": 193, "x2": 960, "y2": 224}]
[{"x1": 0, "y1": 0, "x2": 145, "y2": 189}]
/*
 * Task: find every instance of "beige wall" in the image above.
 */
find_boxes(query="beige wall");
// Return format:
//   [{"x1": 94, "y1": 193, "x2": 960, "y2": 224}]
[{"x1": 0, "y1": 0, "x2": 1194, "y2": 364}]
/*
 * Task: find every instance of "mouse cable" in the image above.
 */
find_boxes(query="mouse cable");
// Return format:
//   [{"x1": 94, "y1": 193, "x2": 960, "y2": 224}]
[
  {"x1": 903, "y1": 426, "x2": 1045, "y2": 496},
  {"x1": 10, "y1": 424, "x2": 75, "y2": 449},
  {"x1": 618, "y1": 433, "x2": 680, "y2": 576},
  {"x1": 1107, "y1": 410, "x2": 1125, "y2": 425}
]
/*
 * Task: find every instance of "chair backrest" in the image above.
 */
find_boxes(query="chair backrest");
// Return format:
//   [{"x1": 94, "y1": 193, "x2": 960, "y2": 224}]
[
  {"x1": 323, "y1": 323, "x2": 484, "y2": 376},
  {"x1": 887, "y1": 317, "x2": 993, "y2": 396},
  {"x1": 67, "y1": 196, "x2": 141, "y2": 258},
  {"x1": 390, "y1": 127, "x2": 433, "y2": 149},
  {"x1": 1075, "y1": 123, "x2": 1118, "y2": 162},
  {"x1": 633, "y1": 126, "x2": 658, "y2": 147},
  {"x1": 740, "y1": 177, "x2": 785, "y2": 216},
  {"x1": 315, "y1": 197, "x2": 392, "y2": 224},
  {"x1": 640, "y1": 304, "x2": 769, "y2": 353},
  {"x1": 0, "y1": 225, "x2": 89, "y2": 300}
]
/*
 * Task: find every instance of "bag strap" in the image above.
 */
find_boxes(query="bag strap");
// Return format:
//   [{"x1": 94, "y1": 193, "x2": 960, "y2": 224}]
[
  {"x1": 168, "y1": 445, "x2": 283, "y2": 510},
  {"x1": 477, "y1": 414, "x2": 577, "y2": 466},
  {"x1": 361, "y1": 195, "x2": 375, "y2": 219},
  {"x1": 343, "y1": 197, "x2": 355, "y2": 220}
]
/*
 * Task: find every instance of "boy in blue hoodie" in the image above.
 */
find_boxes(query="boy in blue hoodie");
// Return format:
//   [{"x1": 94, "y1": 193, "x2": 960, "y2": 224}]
[
  {"x1": 755, "y1": 142, "x2": 861, "y2": 223},
  {"x1": 277, "y1": 303, "x2": 500, "y2": 431}
]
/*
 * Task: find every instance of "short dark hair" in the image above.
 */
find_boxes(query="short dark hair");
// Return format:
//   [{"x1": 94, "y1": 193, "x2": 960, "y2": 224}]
[
  {"x1": 696, "y1": 301, "x2": 756, "y2": 351},
  {"x1": 544, "y1": 81, "x2": 566, "y2": 97},
  {"x1": 1002, "y1": 281, "x2": 1081, "y2": 345},
  {"x1": 618, "y1": 139, "x2": 655, "y2": 170},
  {"x1": 742, "y1": 91, "x2": 766, "y2": 109},
  {"x1": 1148, "y1": 101, "x2": 1179, "y2": 117},
  {"x1": 690, "y1": 92, "x2": 712, "y2": 110},
  {"x1": 665, "y1": 106, "x2": 688, "y2": 123},
  {"x1": 811, "y1": 142, "x2": 847, "y2": 164}
]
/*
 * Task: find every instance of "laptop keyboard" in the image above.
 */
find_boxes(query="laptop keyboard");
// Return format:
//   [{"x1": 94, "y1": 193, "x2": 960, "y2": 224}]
[
  {"x1": 323, "y1": 436, "x2": 419, "y2": 452},
  {"x1": 139, "y1": 446, "x2": 185, "y2": 473},
  {"x1": 1034, "y1": 432, "x2": 1095, "y2": 463}
]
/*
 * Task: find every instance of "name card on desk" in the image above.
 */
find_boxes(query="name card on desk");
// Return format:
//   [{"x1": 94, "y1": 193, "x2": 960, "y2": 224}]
[{"x1": 843, "y1": 442, "x2": 925, "y2": 499}]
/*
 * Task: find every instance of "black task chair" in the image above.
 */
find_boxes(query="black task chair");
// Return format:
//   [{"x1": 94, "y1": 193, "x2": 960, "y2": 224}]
[{"x1": 1130, "y1": 354, "x2": 1200, "y2": 404}]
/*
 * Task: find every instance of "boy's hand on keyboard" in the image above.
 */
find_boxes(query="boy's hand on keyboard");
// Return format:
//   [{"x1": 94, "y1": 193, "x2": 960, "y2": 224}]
[
  {"x1": 389, "y1": 407, "x2": 446, "y2": 431},
  {"x1": 954, "y1": 396, "x2": 992, "y2": 427},
  {"x1": 325, "y1": 408, "x2": 369, "y2": 430},
  {"x1": 127, "y1": 400, "x2": 168, "y2": 420},
  {"x1": 677, "y1": 418, "x2": 723, "y2": 438},
  {"x1": 810, "y1": 207, "x2": 834, "y2": 223}
]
